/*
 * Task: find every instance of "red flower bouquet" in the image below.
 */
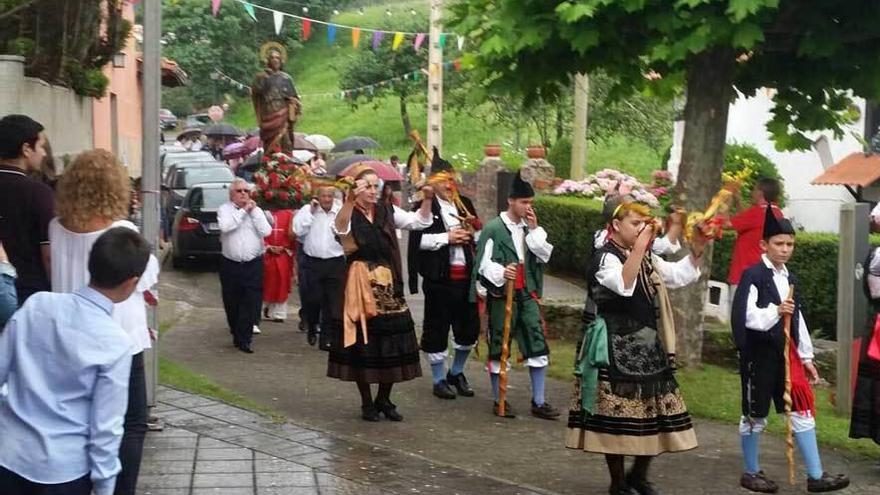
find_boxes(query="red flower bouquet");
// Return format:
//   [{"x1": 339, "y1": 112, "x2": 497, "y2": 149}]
[{"x1": 251, "y1": 152, "x2": 312, "y2": 210}]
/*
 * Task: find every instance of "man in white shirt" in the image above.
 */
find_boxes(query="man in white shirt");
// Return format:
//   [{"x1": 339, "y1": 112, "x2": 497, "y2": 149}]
[
  {"x1": 408, "y1": 150, "x2": 482, "y2": 400},
  {"x1": 218, "y1": 178, "x2": 272, "y2": 353},
  {"x1": 293, "y1": 186, "x2": 344, "y2": 349}
]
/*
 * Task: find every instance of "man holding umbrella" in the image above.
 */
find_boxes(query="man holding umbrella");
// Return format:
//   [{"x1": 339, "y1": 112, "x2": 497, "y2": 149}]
[
  {"x1": 471, "y1": 171, "x2": 559, "y2": 419},
  {"x1": 408, "y1": 148, "x2": 482, "y2": 400}
]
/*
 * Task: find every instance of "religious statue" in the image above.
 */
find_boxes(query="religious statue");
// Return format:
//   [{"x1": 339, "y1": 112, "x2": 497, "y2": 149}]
[{"x1": 252, "y1": 42, "x2": 302, "y2": 153}]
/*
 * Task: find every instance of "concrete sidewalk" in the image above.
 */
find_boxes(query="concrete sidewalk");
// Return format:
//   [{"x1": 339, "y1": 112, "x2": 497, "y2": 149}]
[{"x1": 141, "y1": 386, "x2": 546, "y2": 495}]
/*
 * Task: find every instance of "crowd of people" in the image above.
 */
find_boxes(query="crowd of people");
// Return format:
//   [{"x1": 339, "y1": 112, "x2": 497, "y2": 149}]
[{"x1": 1, "y1": 109, "x2": 879, "y2": 495}]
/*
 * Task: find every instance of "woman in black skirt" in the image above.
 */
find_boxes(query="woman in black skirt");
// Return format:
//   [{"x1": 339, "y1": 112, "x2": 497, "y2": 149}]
[{"x1": 329, "y1": 164, "x2": 433, "y2": 421}]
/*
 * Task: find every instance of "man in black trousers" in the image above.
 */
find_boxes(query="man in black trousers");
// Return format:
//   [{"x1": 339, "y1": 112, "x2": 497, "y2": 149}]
[
  {"x1": 217, "y1": 178, "x2": 272, "y2": 353},
  {"x1": 293, "y1": 185, "x2": 345, "y2": 350}
]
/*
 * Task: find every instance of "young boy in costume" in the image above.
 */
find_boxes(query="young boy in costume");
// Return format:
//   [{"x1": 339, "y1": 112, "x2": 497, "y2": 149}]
[
  {"x1": 732, "y1": 206, "x2": 849, "y2": 493},
  {"x1": 472, "y1": 170, "x2": 559, "y2": 419}
]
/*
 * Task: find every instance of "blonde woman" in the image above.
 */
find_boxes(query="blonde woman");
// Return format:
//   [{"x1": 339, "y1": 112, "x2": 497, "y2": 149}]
[{"x1": 50, "y1": 149, "x2": 158, "y2": 495}]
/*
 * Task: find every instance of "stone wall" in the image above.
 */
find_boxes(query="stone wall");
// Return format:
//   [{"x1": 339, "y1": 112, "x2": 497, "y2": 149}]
[{"x1": 0, "y1": 55, "x2": 93, "y2": 169}]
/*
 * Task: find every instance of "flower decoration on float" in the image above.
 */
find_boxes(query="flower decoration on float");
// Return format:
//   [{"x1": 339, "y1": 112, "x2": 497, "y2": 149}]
[{"x1": 251, "y1": 151, "x2": 311, "y2": 210}]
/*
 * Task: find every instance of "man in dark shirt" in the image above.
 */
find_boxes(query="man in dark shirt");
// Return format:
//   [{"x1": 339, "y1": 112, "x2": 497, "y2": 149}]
[{"x1": 0, "y1": 114, "x2": 53, "y2": 305}]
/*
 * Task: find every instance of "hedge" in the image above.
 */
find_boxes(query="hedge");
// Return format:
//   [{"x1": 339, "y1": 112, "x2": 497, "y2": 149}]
[{"x1": 536, "y1": 194, "x2": 854, "y2": 340}]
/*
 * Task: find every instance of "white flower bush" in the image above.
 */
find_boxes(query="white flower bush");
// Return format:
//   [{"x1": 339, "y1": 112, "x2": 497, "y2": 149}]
[{"x1": 552, "y1": 168, "x2": 660, "y2": 208}]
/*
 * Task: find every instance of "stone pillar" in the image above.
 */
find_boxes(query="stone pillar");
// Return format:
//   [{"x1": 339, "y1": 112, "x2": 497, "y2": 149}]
[
  {"x1": 520, "y1": 157, "x2": 557, "y2": 194},
  {"x1": 476, "y1": 156, "x2": 503, "y2": 221},
  {"x1": 0, "y1": 55, "x2": 25, "y2": 116}
]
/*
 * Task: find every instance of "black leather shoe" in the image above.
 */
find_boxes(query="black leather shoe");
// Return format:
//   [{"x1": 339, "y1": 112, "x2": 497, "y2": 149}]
[
  {"x1": 238, "y1": 343, "x2": 254, "y2": 354},
  {"x1": 375, "y1": 399, "x2": 403, "y2": 421},
  {"x1": 493, "y1": 401, "x2": 516, "y2": 418},
  {"x1": 432, "y1": 380, "x2": 456, "y2": 400},
  {"x1": 446, "y1": 372, "x2": 475, "y2": 397},
  {"x1": 530, "y1": 401, "x2": 561, "y2": 419},
  {"x1": 806, "y1": 473, "x2": 849, "y2": 493},
  {"x1": 609, "y1": 486, "x2": 640, "y2": 495},
  {"x1": 625, "y1": 475, "x2": 661, "y2": 495},
  {"x1": 361, "y1": 405, "x2": 380, "y2": 422},
  {"x1": 739, "y1": 472, "x2": 779, "y2": 493},
  {"x1": 307, "y1": 328, "x2": 317, "y2": 346}
]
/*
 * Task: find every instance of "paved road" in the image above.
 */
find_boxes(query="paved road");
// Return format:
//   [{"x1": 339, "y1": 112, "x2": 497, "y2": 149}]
[{"x1": 156, "y1": 256, "x2": 879, "y2": 494}]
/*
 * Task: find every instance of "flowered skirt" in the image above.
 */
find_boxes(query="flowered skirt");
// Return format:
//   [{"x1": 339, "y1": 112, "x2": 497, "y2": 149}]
[
  {"x1": 566, "y1": 322, "x2": 697, "y2": 456},
  {"x1": 326, "y1": 262, "x2": 421, "y2": 384}
]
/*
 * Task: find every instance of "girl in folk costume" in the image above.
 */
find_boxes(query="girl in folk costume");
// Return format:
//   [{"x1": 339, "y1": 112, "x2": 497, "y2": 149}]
[
  {"x1": 327, "y1": 165, "x2": 434, "y2": 421},
  {"x1": 851, "y1": 204, "x2": 880, "y2": 448},
  {"x1": 262, "y1": 208, "x2": 295, "y2": 322},
  {"x1": 566, "y1": 201, "x2": 707, "y2": 495},
  {"x1": 732, "y1": 206, "x2": 848, "y2": 493}
]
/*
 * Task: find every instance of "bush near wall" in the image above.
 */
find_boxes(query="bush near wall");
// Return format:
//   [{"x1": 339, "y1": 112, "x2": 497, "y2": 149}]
[
  {"x1": 537, "y1": 194, "x2": 863, "y2": 341},
  {"x1": 533, "y1": 195, "x2": 606, "y2": 280}
]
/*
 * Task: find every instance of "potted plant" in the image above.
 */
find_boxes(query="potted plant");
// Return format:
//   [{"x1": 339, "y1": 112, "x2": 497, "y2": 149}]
[
  {"x1": 526, "y1": 145, "x2": 545, "y2": 159},
  {"x1": 484, "y1": 143, "x2": 502, "y2": 157}
]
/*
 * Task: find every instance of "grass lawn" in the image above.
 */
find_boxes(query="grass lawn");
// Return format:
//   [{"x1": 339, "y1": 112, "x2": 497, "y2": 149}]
[
  {"x1": 158, "y1": 357, "x2": 286, "y2": 422},
  {"x1": 480, "y1": 338, "x2": 880, "y2": 457}
]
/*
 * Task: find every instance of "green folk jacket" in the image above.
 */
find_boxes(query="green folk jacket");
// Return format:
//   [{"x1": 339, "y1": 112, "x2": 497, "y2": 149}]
[{"x1": 470, "y1": 216, "x2": 545, "y2": 302}]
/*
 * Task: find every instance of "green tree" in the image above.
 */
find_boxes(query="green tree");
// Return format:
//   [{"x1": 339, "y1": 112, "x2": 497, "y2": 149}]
[
  {"x1": 338, "y1": 17, "x2": 428, "y2": 139},
  {"x1": 450, "y1": 0, "x2": 880, "y2": 366}
]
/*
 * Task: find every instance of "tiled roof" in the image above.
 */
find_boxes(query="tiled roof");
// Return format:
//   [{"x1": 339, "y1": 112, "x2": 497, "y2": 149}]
[{"x1": 811, "y1": 152, "x2": 880, "y2": 187}]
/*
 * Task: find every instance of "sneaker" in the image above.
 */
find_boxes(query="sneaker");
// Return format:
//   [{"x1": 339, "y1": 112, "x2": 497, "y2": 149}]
[
  {"x1": 252, "y1": 325, "x2": 261, "y2": 335},
  {"x1": 493, "y1": 400, "x2": 516, "y2": 418},
  {"x1": 432, "y1": 380, "x2": 457, "y2": 400},
  {"x1": 446, "y1": 372, "x2": 475, "y2": 397},
  {"x1": 739, "y1": 472, "x2": 779, "y2": 493},
  {"x1": 530, "y1": 401, "x2": 561, "y2": 420},
  {"x1": 146, "y1": 416, "x2": 164, "y2": 432},
  {"x1": 806, "y1": 473, "x2": 849, "y2": 493}
]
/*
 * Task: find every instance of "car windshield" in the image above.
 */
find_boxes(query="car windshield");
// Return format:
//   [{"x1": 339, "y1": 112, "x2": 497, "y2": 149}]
[
  {"x1": 188, "y1": 187, "x2": 229, "y2": 210},
  {"x1": 181, "y1": 167, "x2": 233, "y2": 188}
]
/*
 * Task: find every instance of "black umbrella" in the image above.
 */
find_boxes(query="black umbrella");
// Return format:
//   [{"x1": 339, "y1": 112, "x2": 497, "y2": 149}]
[
  {"x1": 203, "y1": 123, "x2": 242, "y2": 138},
  {"x1": 331, "y1": 136, "x2": 379, "y2": 153},
  {"x1": 328, "y1": 155, "x2": 378, "y2": 176}
]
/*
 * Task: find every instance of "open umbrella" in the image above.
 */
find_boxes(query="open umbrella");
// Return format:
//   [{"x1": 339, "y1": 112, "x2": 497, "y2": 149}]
[
  {"x1": 340, "y1": 160, "x2": 404, "y2": 181},
  {"x1": 291, "y1": 149, "x2": 315, "y2": 163},
  {"x1": 331, "y1": 136, "x2": 380, "y2": 153},
  {"x1": 223, "y1": 136, "x2": 261, "y2": 160},
  {"x1": 305, "y1": 134, "x2": 335, "y2": 151},
  {"x1": 203, "y1": 123, "x2": 242, "y2": 138},
  {"x1": 176, "y1": 127, "x2": 202, "y2": 141},
  {"x1": 293, "y1": 135, "x2": 318, "y2": 152},
  {"x1": 328, "y1": 155, "x2": 378, "y2": 175}
]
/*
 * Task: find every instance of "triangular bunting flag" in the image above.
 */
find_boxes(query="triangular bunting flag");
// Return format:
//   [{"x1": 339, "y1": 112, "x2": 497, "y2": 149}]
[
  {"x1": 457, "y1": 36, "x2": 464, "y2": 51},
  {"x1": 211, "y1": 0, "x2": 221, "y2": 17},
  {"x1": 327, "y1": 25, "x2": 336, "y2": 44},
  {"x1": 372, "y1": 31, "x2": 384, "y2": 51},
  {"x1": 273, "y1": 11, "x2": 284, "y2": 35},
  {"x1": 413, "y1": 71, "x2": 420, "y2": 81},
  {"x1": 438, "y1": 34, "x2": 447, "y2": 48},
  {"x1": 453, "y1": 59, "x2": 462, "y2": 72},
  {"x1": 243, "y1": 2, "x2": 256, "y2": 21},
  {"x1": 302, "y1": 19, "x2": 311, "y2": 40},
  {"x1": 414, "y1": 33, "x2": 426, "y2": 51},
  {"x1": 352, "y1": 28, "x2": 361, "y2": 48},
  {"x1": 392, "y1": 32, "x2": 404, "y2": 51}
]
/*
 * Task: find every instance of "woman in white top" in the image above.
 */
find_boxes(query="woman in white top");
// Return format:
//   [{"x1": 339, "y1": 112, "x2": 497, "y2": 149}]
[{"x1": 50, "y1": 149, "x2": 158, "y2": 495}]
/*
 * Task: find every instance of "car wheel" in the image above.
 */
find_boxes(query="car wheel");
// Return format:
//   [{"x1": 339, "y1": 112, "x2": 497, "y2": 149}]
[{"x1": 171, "y1": 254, "x2": 186, "y2": 270}]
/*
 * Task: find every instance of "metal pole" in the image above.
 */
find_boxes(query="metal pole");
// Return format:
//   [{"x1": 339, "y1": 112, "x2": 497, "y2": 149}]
[
  {"x1": 427, "y1": 0, "x2": 443, "y2": 154},
  {"x1": 141, "y1": 0, "x2": 162, "y2": 407},
  {"x1": 570, "y1": 73, "x2": 589, "y2": 180}
]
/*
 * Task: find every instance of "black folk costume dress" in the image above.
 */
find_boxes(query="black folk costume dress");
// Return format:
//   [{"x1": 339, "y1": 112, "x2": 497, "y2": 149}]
[
  {"x1": 326, "y1": 202, "x2": 431, "y2": 383},
  {"x1": 850, "y1": 246, "x2": 880, "y2": 445},
  {"x1": 566, "y1": 241, "x2": 699, "y2": 456}
]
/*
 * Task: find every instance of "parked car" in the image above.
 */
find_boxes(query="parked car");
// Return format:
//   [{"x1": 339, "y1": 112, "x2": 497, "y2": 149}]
[
  {"x1": 184, "y1": 113, "x2": 211, "y2": 129},
  {"x1": 161, "y1": 163, "x2": 233, "y2": 237},
  {"x1": 161, "y1": 151, "x2": 217, "y2": 180},
  {"x1": 171, "y1": 182, "x2": 230, "y2": 268},
  {"x1": 159, "y1": 108, "x2": 178, "y2": 130}
]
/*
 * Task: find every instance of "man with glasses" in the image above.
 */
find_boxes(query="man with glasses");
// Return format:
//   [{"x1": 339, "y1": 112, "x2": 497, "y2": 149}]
[{"x1": 217, "y1": 178, "x2": 272, "y2": 353}]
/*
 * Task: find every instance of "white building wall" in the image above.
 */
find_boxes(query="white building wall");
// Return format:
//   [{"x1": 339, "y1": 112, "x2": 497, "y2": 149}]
[{"x1": 669, "y1": 90, "x2": 865, "y2": 233}]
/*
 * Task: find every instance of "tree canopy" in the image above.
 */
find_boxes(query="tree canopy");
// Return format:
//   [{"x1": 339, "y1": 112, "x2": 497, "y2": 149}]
[{"x1": 450, "y1": 0, "x2": 880, "y2": 151}]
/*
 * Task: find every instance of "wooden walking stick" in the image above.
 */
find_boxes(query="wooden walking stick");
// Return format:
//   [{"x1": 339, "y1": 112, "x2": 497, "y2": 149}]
[
  {"x1": 497, "y1": 278, "x2": 516, "y2": 417},
  {"x1": 782, "y1": 285, "x2": 796, "y2": 485}
]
